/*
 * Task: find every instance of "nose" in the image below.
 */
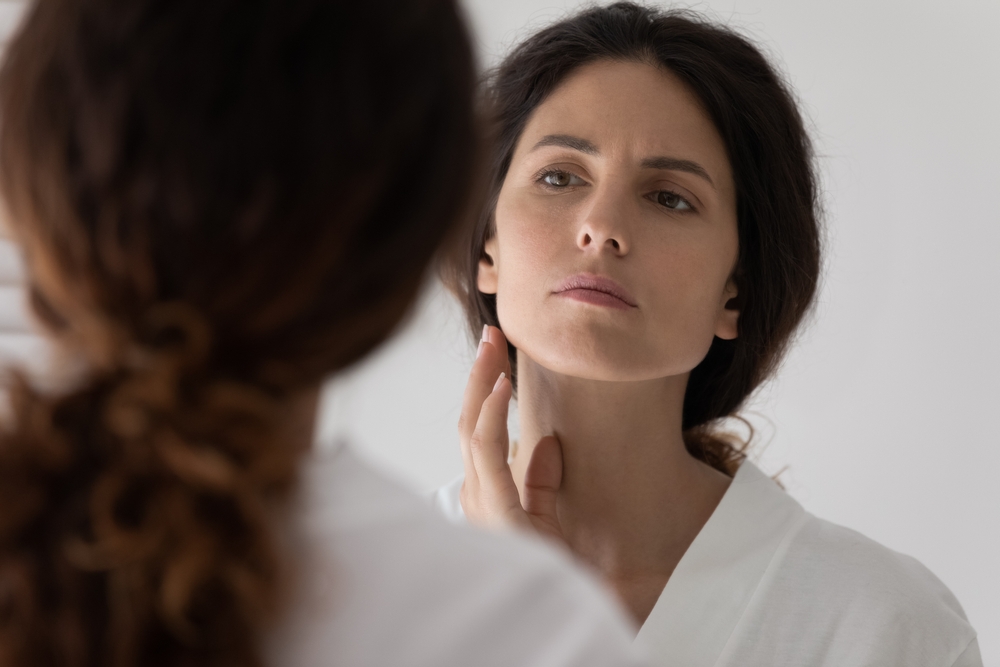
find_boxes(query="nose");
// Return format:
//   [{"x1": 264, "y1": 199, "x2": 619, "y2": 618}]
[{"x1": 576, "y1": 184, "x2": 630, "y2": 256}]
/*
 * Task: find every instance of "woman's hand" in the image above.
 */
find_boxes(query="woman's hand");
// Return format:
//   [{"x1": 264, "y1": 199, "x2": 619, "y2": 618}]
[{"x1": 458, "y1": 325, "x2": 565, "y2": 543}]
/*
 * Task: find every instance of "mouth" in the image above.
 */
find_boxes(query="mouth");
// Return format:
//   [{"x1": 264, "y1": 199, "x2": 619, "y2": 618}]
[{"x1": 553, "y1": 273, "x2": 637, "y2": 310}]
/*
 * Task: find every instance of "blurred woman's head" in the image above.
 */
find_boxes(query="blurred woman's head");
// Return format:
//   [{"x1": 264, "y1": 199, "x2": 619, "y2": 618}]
[
  {"x1": 448, "y1": 2, "x2": 821, "y2": 473},
  {"x1": 0, "y1": 0, "x2": 477, "y2": 664}
]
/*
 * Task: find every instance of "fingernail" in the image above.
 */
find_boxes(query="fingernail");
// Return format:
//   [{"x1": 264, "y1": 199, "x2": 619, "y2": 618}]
[
  {"x1": 492, "y1": 372, "x2": 506, "y2": 392},
  {"x1": 476, "y1": 340, "x2": 484, "y2": 359},
  {"x1": 482, "y1": 324, "x2": 489, "y2": 343}
]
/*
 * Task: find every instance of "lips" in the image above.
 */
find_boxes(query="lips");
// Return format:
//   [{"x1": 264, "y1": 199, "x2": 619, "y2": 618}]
[{"x1": 553, "y1": 273, "x2": 637, "y2": 309}]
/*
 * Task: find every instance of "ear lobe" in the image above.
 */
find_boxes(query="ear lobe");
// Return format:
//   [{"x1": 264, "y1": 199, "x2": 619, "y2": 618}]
[
  {"x1": 715, "y1": 279, "x2": 740, "y2": 340},
  {"x1": 477, "y1": 236, "x2": 499, "y2": 295}
]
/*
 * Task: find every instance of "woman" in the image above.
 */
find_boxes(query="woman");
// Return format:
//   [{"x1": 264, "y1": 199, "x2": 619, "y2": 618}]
[
  {"x1": 0, "y1": 0, "x2": 650, "y2": 665},
  {"x1": 435, "y1": 3, "x2": 982, "y2": 666}
]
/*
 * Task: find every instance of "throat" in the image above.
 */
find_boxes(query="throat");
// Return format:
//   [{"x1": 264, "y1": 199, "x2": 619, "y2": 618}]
[{"x1": 510, "y1": 353, "x2": 732, "y2": 628}]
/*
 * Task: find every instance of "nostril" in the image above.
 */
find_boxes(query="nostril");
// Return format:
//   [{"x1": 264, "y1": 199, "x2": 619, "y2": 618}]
[
  {"x1": 611, "y1": 239, "x2": 620, "y2": 250},
  {"x1": 582, "y1": 233, "x2": 592, "y2": 245}
]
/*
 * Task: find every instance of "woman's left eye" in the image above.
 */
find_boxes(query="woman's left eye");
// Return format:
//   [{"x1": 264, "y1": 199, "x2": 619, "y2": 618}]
[
  {"x1": 655, "y1": 190, "x2": 693, "y2": 211},
  {"x1": 538, "y1": 169, "x2": 585, "y2": 188}
]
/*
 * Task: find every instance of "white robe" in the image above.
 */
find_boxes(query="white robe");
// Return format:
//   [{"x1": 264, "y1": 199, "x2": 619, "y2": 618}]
[
  {"x1": 266, "y1": 442, "x2": 649, "y2": 667},
  {"x1": 432, "y1": 460, "x2": 981, "y2": 667}
]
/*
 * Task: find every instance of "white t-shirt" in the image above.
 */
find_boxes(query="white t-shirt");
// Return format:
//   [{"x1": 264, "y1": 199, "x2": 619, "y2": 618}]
[
  {"x1": 432, "y1": 460, "x2": 982, "y2": 667},
  {"x1": 265, "y1": 442, "x2": 651, "y2": 667}
]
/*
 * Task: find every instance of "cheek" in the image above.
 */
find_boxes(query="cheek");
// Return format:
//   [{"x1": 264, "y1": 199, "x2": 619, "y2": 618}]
[
  {"x1": 494, "y1": 192, "x2": 560, "y2": 265},
  {"x1": 493, "y1": 193, "x2": 559, "y2": 291},
  {"x1": 650, "y1": 242, "x2": 731, "y2": 309},
  {"x1": 641, "y1": 228, "x2": 737, "y2": 346},
  {"x1": 491, "y1": 192, "x2": 565, "y2": 346}
]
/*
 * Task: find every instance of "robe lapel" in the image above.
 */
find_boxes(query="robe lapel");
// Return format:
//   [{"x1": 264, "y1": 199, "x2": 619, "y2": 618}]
[{"x1": 634, "y1": 461, "x2": 808, "y2": 667}]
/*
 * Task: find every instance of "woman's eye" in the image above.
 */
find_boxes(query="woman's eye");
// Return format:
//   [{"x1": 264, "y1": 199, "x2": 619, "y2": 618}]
[
  {"x1": 656, "y1": 190, "x2": 693, "y2": 211},
  {"x1": 540, "y1": 170, "x2": 583, "y2": 187}
]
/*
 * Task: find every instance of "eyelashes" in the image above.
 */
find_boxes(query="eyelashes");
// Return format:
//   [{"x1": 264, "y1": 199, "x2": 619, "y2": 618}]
[
  {"x1": 652, "y1": 190, "x2": 694, "y2": 212},
  {"x1": 535, "y1": 168, "x2": 586, "y2": 188},
  {"x1": 533, "y1": 167, "x2": 697, "y2": 213}
]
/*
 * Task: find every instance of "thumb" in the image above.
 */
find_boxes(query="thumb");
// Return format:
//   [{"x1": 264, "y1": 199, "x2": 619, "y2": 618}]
[{"x1": 522, "y1": 435, "x2": 563, "y2": 536}]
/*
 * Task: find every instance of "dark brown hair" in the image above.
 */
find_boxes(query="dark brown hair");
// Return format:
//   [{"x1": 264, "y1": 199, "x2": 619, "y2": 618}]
[
  {"x1": 0, "y1": 0, "x2": 477, "y2": 665},
  {"x1": 446, "y1": 2, "x2": 821, "y2": 474}
]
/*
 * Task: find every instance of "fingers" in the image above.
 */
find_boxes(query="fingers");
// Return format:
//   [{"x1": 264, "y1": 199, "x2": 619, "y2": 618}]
[
  {"x1": 469, "y1": 372, "x2": 513, "y2": 483},
  {"x1": 457, "y1": 326, "x2": 507, "y2": 480},
  {"x1": 458, "y1": 324, "x2": 529, "y2": 530},
  {"x1": 483, "y1": 325, "x2": 512, "y2": 381},
  {"x1": 522, "y1": 435, "x2": 564, "y2": 539},
  {"x1": 463, "y1": 373, "x2": 526, "y2": 527}
]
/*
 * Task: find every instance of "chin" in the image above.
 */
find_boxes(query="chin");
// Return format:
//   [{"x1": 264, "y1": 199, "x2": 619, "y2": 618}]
[
  {"x1": 500, "y1": 305, "x2": 716, "y2": 382},
  {"x1": 533, "y1": 356, "x2": 659, "y2": 382},
  {"x1": 510, "y1": 330, "x2": 696, "y2": 383}
]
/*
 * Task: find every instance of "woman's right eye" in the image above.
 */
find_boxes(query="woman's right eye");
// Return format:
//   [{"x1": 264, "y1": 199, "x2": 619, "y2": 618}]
[{"x1": 539, "y1": 170, "x2": 584, "y2": 188}]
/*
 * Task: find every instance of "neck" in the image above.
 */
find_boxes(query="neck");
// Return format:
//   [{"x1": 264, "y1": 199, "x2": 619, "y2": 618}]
[{"x1": 510, "y1": 353, "x2": 730, "y2": 621}]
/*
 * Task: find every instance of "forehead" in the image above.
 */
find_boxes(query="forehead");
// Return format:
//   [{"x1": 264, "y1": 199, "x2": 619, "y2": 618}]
[{"x1": 516, "y1": 59, "x2": 733, "y2": 193}]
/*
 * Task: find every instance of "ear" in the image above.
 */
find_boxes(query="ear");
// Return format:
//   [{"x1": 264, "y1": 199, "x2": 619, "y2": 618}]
[
  {"x1": 714, "y1": 278, "x2": 740, "y2": 340},
  {"x1": 477, "y1": 235, "x2": 499, "y2": 295}
]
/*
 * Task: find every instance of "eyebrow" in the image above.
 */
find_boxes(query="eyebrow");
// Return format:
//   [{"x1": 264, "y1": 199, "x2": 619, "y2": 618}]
[
  {"x1": 531, "y1": 134, "x2": 600, "y2": 155},
  {"x1": 530, "y1": 133, "x2": 715, "y2": 188},
  {"x1": 640, "y1": 156, "x2": 714, "y2": 187}
]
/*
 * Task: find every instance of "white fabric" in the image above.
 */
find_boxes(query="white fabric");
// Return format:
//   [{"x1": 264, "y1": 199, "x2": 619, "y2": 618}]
[
  {"x1": 266, "y1": 443, "x2": 650, "y2": 667},
  {"x1": 433, "y1": 461, "x2": 981, "y2": 667}
]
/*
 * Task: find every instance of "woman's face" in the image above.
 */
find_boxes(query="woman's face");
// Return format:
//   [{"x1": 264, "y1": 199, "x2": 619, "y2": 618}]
[{"x1": 478, "y1": 60, "x2": 739, "y2": 382}]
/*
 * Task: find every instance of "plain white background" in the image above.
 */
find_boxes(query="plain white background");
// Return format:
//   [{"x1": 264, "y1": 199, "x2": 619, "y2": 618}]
[{"x1": 0, "y1": 0, "x2": 997, "y2": 662}]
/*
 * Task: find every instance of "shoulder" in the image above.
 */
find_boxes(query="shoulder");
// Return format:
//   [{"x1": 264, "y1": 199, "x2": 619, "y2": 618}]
[
  {"x1": 791, "y1": 515, "x2": 971, "y2": 627},
  {"x1": 267, "y1": 445, "x2": 647, "y2": 667},
  {"x1": 733, "y1": 510, "x2": 980, "y2": 666}
]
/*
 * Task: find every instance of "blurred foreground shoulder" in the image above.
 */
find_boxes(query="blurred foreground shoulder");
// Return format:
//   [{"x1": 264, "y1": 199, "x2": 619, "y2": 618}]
[{"x1": 265, "y1": 443, "x2": 649, "y2": 667}]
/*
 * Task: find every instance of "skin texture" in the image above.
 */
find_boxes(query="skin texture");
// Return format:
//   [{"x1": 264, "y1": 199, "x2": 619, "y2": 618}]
[{"x1": 459, "y1": 60, "x2": 742, "y2": 625}]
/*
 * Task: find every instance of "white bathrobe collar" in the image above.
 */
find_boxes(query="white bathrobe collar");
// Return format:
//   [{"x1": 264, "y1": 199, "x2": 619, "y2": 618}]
[{"x1": 634, "y1": 460, "x2": 808, "y2": 666}]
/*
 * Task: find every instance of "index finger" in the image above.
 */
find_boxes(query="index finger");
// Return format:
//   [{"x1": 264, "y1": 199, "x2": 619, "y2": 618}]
[
  {"x1": 458, "y1": 332, "x2": 507, "y2": 478},
  {"x1": 484, "y1": 325, "x2": 513, "y2": 381}
]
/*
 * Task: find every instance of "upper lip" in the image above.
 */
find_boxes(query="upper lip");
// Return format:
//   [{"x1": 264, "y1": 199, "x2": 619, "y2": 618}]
[{"x1": 554, "y1": 273, "x2": 637, "y2": 307}]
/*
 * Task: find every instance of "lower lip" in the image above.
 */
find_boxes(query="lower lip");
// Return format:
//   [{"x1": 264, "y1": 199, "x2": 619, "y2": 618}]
[{"x1": 557, "y1": 289, "x2": 634, "y2": 310}]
